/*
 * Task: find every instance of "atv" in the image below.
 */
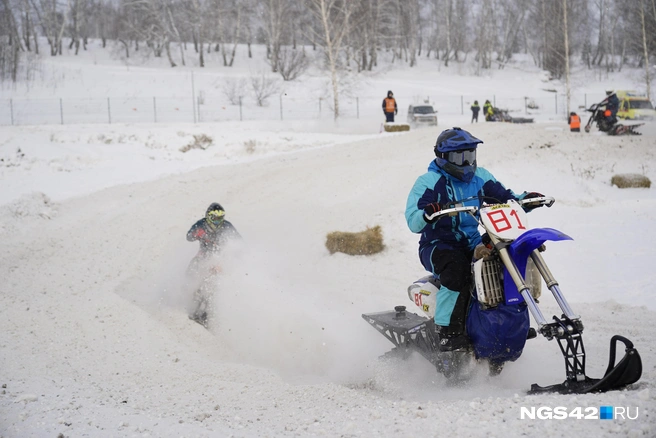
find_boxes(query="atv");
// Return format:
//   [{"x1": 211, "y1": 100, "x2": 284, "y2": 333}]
[
  {"x1": 363, "y1": 197, "x2": 642, "y2": 394},
  {"x1": 584, "y1": 102, "x2": 643, "y2": 135}
]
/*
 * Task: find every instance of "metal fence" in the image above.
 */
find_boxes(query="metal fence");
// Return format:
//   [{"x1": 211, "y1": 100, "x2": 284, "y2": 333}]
[{"x1": 0, "y1": 93, "x2": 609, "y2": 126}]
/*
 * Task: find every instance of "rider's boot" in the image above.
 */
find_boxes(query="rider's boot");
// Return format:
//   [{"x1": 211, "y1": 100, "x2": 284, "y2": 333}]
[
  {"x1": 435, "y1": 287, "x2": 471, "y2": 352},
  {"x1": 436, "y1": 326, "x2": 470, "y2": 351},
  {"x1": 188, "y1": 294, "x2": 209, "y2": 327}
]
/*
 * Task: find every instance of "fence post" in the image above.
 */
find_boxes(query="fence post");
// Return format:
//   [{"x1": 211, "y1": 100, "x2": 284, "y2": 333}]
[
  {"x1": 191, "y1": 71, "x2": 196, "y2": 123},
  {"x1": 60, "y1": 98, "x2": 64, "y2": 125},
  {"x1": 10, "y1": 99, "x2": 14, "y2": 125},
  {"x1": 357, "y1": 97, "x2": 359, "y2": 119},
  {"x1": 153, "y1": 97, "x2": 157, "y2": 123},
  {"x1": 197, "y1": 99, "x2": 201, "y2": 123},
  {"x1": 319, "y1": 97, "x2": 322, "y2": 117},
  {"x1": 107, "y1": 98, "x2": 111, "y2": 124},
  {"x1": 239, "y1": 96, "x2": 242, "y2": 121},
  {"x1": 280, "y1": 94, "x2": 283, "y2": 121},
  {"x1": 461, "y1": 95, "x2": 464, "y2": 115},
  {"x1": 525, "y1": 97, "x2": 528, "y2": 114},
  {"x1": 555, "y1": 94, "x2": 558, "y2": 114}
]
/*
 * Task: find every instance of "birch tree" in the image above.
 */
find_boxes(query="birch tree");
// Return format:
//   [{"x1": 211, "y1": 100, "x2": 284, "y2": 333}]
[
  {"x1": 639, "y1": 0, "x2": 652, "y2": 99},
  {"x1": 306, "y1": 0, "x2": 354, "y2": 120},
  {"x1": 563, "y1": 0, "x2": 571, "y2": 115},
  {"x1": 262, "y1": 0, "x2": 293, "y2": 72},
  {"x1": 31, "y1": 0, "x2": 67, "y2": 56}
]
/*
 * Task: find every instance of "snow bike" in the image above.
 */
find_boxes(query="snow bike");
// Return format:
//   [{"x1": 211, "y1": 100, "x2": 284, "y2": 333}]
[
  {"x1": 362, "y1": 197, "x2": 642, "y2": 394},
  {"x1": 584, "y1": 102, "x2": 643, "y2": 135},
  {"x1": 486, "y1": 107, "x2": 534, "y2": 124},
  {"x1": 188, "y1": 264, "x2": 222, "y2": 328}
]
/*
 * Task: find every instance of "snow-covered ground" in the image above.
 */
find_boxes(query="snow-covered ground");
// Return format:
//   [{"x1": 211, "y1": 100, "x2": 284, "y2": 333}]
[{"x1": 1, "y1": 44, "x2": 655, "y2": 437}]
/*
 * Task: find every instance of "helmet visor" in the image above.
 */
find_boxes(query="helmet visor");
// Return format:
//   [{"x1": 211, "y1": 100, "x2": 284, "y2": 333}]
[
  {"x1": 446, "y1": 149, "x2": 476, "y2": 166},
  {"x1": 207, "y1": 209, "x2": 225, "y2": 227}
]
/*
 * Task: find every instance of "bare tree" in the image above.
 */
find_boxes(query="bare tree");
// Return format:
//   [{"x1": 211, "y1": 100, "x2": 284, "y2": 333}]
[
  {"x1": 250, "y1": 69, "x2": 280, "y2": 106},
  {"x1": 345, "y1": 0, "x2": 382, "y2": 71},
  {"x1": 67, "y1": 0, "x2": 90, "y2": 55},
  {"x1": 31, "y1": 0, "x2": 67, "y2": 56},
  {"x1": 496, "y1": 0, "x2": 526, "y2": 67},
  {"x1": 1, "y1": 0, "x2": 23, "y2": 81},
  {"x1": 306, "y1": 0, "x2": 354, "y2": 120},
  {"x1": 218, "y1": 0, "x2": 242, "y2": 67},
  {"x1": 276, "y1": 46, "x2": 310, "y2": 80},
  {"x1": 222, "y1": 77, "x2": 246, "y2": 104},
  {"x1": 563, "y1": 0, "x2": 571, "y2": 115},
  {"x1": 473, "y1": 0, "x2": 495, "y2": 70},
  {"x1": 261, "y1": 0, "x2": 293, "y2": 72},
  {"x1": 639, "y1": 0, "x2": 652, "y2": 99}
]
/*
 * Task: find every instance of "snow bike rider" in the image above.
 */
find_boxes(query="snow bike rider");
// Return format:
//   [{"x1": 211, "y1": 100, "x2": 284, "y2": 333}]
[
  {"x1": 187, "y1": 202, "x2": 240, "y2": 270},
  {"x1": 186, "y1": 202, "x2": 241, "y2": 324},
  {"x1": 405, "y1": 127, "x2": 543, "y2": 351},
  {"x1": 601, "y1": 90, "x2": 620, "y2": 125}
]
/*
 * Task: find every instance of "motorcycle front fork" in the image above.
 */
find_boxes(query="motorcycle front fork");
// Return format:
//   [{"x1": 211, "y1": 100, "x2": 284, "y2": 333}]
[{"x1": 494, "y1": 243, "x2": 580, "y2": 333}]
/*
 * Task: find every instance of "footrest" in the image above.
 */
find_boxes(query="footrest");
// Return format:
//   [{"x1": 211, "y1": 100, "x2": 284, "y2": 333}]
[{"x1": 362, "y1": 307, "x2": 428, "y2": 333}]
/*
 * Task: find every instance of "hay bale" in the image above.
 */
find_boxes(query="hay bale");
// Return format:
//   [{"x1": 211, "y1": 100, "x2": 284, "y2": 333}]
[
  {"x1": 384, "y1": 123, "x2": 410, "y2": 132},
  {"x1": 611, "y1": 174, "x2": 651, "y2": 189},
  {"x1": 325, "y1": 226, "x2": 385, "y2": 255}
]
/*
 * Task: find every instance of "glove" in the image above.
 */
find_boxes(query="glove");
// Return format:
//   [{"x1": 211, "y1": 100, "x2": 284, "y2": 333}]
[
  {"x1": 474, "y1": 244, "x2": 492, "y2": 260},
  {"x1": 522, "y1": 192, "x2": 544, "y2": 211},
  {"x1": 524, "y1": 192, "x2": 544, "y2": 200},
  {"x1": 423, "y1": 202, "x2": 442, "y2": 223}
]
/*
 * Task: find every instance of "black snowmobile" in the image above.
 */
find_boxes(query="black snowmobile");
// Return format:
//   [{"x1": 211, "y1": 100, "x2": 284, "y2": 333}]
[
  {"x1": 584, "y1": 102, "x2": 643, "y2": 135},
  {"x1": 486, "y1": 107, "x2": 534, "y2": 124},
  {"x1": 363, "y1": 197, "x2": 642, "y2": 394}
]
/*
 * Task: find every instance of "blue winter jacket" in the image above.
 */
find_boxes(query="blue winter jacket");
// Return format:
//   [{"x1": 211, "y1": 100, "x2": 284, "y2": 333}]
[{"x1": 405, "y1": 160, "x2": 523, "y2": 260}]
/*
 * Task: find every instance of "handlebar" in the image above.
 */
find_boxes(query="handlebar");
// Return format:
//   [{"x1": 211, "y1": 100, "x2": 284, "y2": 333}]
[
  {"x1": 426, "y1": 205, "x2": 477, "y2": 221},
  {"x1": 518, "y1": 196, "x2": 555, "y2": 208},
  {"x1": 425, "y1": 196, "x2": 555, "y2": 222}
]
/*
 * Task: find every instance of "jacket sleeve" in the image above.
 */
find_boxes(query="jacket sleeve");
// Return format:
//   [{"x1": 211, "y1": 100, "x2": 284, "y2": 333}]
[
  {"x1": 186, "y1": 220, "x2": 207, "y2": 241},
  {"x1": 382, "y1": 99, "x2": 386, "y2": 111},
  {"x1": 394, "y1": 99, "x2": 398, "y2": 113},
  {"x1": 224, "y1": 221, "x2": 242, "y2": 239},
  {"x1": 478, "y1": 168, "x2": 521, "y2": 203},
  {"x1": 405, "y1": 173, "x2": 437, "y2": 233}
]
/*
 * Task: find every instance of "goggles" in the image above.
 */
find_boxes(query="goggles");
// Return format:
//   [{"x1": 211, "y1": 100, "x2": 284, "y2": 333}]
[
  {"x1": 207, "y1": 210, "x2": 225, "y2": 226},
  {"x1": 446, "y1": 149, "x2": 476, "y2": 166}
]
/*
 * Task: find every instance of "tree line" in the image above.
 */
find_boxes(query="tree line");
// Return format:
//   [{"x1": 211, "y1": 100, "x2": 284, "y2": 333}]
[{"x1": 1, "y1": 0, "x2": 655, "y2": 114}]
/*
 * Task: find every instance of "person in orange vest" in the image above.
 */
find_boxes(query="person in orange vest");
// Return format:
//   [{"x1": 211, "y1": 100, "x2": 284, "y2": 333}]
[
  {"x1": 382, "y1": 90, "x2": 398, "y2": 122},
  {"x1": 568, "y1": 111, "x2": 581, "y2": 132}
]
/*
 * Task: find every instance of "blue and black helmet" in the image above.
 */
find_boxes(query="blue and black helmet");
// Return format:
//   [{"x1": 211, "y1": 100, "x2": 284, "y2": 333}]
[
  {"x1": 433, "y1": 127, "x2": 482, "y2": 183},
  {"x1": 434, "y1": 127, "x2": 483, "y2": 154}
]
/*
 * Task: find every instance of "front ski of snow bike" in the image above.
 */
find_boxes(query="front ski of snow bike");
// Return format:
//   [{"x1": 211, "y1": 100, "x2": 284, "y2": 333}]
[
  {"x1": 497, "y1": 205, "x2": 643, "y2": 394},
  {"x1": 528, "y1": 318, "x2": 642, "y2": 394}
]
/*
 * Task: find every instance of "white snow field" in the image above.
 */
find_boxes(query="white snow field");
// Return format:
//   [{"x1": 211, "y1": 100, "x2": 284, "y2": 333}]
[{"x1": 1, "y1": 44, "x2": 655, "y2": 437}]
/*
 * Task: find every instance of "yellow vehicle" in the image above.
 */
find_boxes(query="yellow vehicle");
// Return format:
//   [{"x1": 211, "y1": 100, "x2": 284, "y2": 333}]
[{"x1": 616, "y1": 90, "x2": 656, "y2": 120}]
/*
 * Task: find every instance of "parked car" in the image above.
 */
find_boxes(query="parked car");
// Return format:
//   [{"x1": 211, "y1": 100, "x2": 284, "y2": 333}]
[
  {"x1": 616, "y1": 90, "x2": 656, "y2": 120},
  {"x1": 407, "y1": 105, "x2": 438, "y2": 126}
]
